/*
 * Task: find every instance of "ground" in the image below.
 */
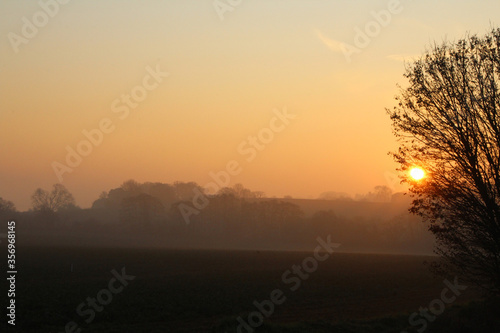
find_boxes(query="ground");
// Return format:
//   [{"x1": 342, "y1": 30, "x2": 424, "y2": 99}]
[{"x1": 2, "y1": 247, "x2": 496, "y2": 333}]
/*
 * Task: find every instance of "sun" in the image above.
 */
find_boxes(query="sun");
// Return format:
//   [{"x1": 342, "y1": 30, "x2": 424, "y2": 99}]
[{"x1": 410, "y1": 167, "x2": 425, "y2": 181}]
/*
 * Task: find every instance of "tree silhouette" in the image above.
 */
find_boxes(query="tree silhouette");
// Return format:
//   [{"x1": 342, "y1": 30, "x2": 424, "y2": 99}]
[
  {"x1": 356, "y1": 186, "x2": 393, "y2": 202},
  {"x1": 0, "y1": 197, "x2": 15, "y2": 212},
  {"x1": 31, "y1": 184, "x2": 76, "y2": 212},
  {"x1": 217, "y1": 183, "x2": 265, "y2": 199},
  {"x1": 0, "y1": 197, "x2": 16, "y2": 220},
  {"x1": 388, "y1": 28, "x2": 500, "y2": 294},
  {"x1": 120, "y1": 193, "x2": 164, "y2": 227},
  {"x1": 120, "y1": 179, "x2": 142, "y2": 196}
]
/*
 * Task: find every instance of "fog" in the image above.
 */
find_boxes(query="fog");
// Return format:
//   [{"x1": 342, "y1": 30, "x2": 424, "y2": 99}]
[{"x1": 3, "y1": 180, "x2": 435, "y2": 255}]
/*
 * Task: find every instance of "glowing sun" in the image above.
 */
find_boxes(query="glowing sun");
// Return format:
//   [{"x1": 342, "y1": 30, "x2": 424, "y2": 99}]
[{"x1": 410, "y1": 167, "x2": 425, "y2": 181}]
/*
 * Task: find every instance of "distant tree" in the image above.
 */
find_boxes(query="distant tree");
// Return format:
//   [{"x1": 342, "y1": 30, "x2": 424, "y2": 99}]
[
  {"x1": 253, "y1": 191, "x2": 265, "y2": 199},
  {"x1": 253, "y1": 200, "x2": 303, "y2": 238},
  {"x1": 318, "y1": 191, "x2": 352, "y2": 201},
  {"x1": 31, "y1": 184, "x2": 76, "y2": 212},
  {"x1": 0, "y1": 197, "x2": 16, "y2": 213},
  {"x1": 0, "y1": 197, "x2": 16, "y2": 220},
  {"x1": 356, "y1": 186, "x2": 392, "y2": 202},
  {"x1": 90, "y1": 191, "x2": 109, "y2": 209},
  {"x1": 120, "y1": 193, "x2": 163, "y2": 227},
  {"x1": 92, "y1": 189, "x2": 118, "y2": 209},
  {"x1": 216, "y1": 186, "x2": 237, "y2": 197},
  {"x1": 142, "y1": 182, "x2": 177, "y2": 206},
  {"x1": 120, "y1": 179, "x2": 142, "y2": 196},
  {"x1": 388, "y1": 29, "x2": 500, "y2": 294},
  {"x1": 372, "y1": 185, "x2": 392, "y2": 202},
  {"x1": 93, "y1": 180, "x2": 143, "y2": 210},
  {"x1": 202, "y1": 193, "x2": 241, "y2": 232},
  {"x1": 232, "y1": 183, "x2": 253, "y2": 198},
  {"x1": 173, "y1": 181, "x2": 203, "y2": 201},
  {"x1": 94, "y1": 181, "x2": 180, "y2": 211},
  {"x1": 217, "y1": 183, "x2": 264, "y2": 199}
]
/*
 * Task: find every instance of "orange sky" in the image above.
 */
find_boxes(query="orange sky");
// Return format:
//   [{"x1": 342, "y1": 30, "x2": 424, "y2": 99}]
[{"x1": 1, "y1": 0, "x2": 499, "y2": 210}]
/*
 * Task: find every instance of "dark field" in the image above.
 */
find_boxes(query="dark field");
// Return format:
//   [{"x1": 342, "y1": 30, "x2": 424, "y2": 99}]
[{"x1": 1, "y1": 247, "x2": 492, "y2": 333}]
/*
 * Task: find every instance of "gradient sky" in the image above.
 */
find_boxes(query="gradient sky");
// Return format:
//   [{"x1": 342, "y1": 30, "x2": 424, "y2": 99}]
[{"x1": 1, "y1": 0, "x2": 500, "y2": 210}]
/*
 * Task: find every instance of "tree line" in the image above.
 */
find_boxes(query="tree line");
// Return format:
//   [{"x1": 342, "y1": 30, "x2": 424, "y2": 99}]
[{"x1": 0, "y1": 180, "x2": 434, "y2": 254}]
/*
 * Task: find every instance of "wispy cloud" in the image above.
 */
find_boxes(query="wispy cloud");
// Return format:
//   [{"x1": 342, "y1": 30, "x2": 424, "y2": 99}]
[{"x1": 314, "y1": 29, "x2": 344, "y2": 53}]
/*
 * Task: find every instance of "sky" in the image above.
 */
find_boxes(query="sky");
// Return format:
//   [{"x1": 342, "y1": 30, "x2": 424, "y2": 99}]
[{"x1": 1, "y1": 0, "x2": 500, "y2": 211}]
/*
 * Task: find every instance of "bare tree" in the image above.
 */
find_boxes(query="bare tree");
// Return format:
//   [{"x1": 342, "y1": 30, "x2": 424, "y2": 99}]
[
  {"x1": 217, "y1": 183, "x2": 265, "y2": 199},
  {"x1": 0, "y1": 197, "x2": 16, "y2": 221},
  {"x1": 31, "y1": 184, "x2": 76, "y2": 212},
  {"x1": 388, "y1": 29, "x2": 500, "y2": 294},
  {"x1": 120, "y1": 179, "x2": 143, "y2": 196},
  {"x1": 0, "y1": 197, "x2": 16, "y2": 213}
]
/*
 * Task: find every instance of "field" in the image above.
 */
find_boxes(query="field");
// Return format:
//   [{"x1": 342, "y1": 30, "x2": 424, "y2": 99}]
[{"x1": 2, "y1": 246, "x2": 494, "y2": 333}]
